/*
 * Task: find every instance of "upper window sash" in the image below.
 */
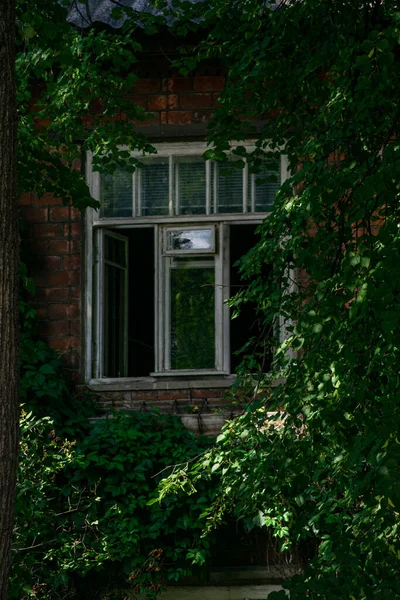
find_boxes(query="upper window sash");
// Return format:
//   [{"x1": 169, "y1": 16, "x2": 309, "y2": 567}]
[{"x1": 92, "y1": 143, "x2": 283, "y2": 221}]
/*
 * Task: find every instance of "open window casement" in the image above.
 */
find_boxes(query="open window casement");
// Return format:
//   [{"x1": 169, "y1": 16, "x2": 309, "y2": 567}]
[
  {"x1": 157, "y1": 224, "x2": 227, "y2": 375},
  {"x1": 95, "y1": 229, "x2": 129, "y2": 378},
  {"x1": 86, "y1": 142, "x2": 288, "y2": 383}
]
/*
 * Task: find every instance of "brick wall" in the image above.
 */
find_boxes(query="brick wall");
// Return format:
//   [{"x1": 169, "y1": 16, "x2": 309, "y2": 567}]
[
  {"x1": 130, "y1": 73, "x2": 224, "y2": 126},
  {"x1": 21, "y1": 191, "x2": 82, "y2": 381},
  {"x1": 20, "y1": 63, "x2": 226, "y2": 390}
]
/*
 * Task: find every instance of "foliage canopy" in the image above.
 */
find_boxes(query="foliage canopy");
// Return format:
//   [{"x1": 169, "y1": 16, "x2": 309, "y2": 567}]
[
  {"x1": 15, "y1": 0, "x2": 400, "y2": 598},
  {"x1": 153, "y1": 1, "x2": 400, "y2": 598}
]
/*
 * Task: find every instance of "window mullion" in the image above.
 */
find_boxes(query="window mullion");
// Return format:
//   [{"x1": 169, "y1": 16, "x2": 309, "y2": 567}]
[
  {"x1": 138, "y1": 169, "x2": 142, "y2": 217},
  {"x1": 243, "y1": 163, "x2": 248, "y2": 213},
  {"x1": 170, "y1": 155, "x2": 175, "y2": 216},
  {"x1": 206, "y1": 160, "x2": 211, "y2": 215},
  {"x1": 96, "y1": 229, "x2": 105, "y2": 378},
  {"x1": 213, "y1": 162, "x2": 218, "y2": 214},
  {"x1": 222, "y1": 223, "x2": 230, "y2": 373},
  {"x1": 164, "y1": 255, "x2": 171, "y2": 371},
  {"x1": 251, "y1": 173, "x2": 256, "y2": 213},
  {"x1": 154, "y1": 224, "x2": 161, "y2": 372},
  {"x1": 132, "y1": 170, "x2": 137, "y2": 217},
  {"x1": 215, "y1": 224, "x2": 224, "y2": 371}
]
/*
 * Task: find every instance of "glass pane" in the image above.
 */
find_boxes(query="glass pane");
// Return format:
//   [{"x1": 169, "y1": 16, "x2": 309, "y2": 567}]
[
  {"x1": 139, "y1": 157, "x2": 169, "y2": 216},
  {"x1": 214, "y1": 161, "x2": 243, "y2": 213},
  {"x1": 249, "y1": 160, "x2": 281, "y2": 212},
  {"x1": 166, "y1": 229, "x2": 213, "y2": 252},
  {"x1": 176, "y1": 157, "x2": 206, "y2": 215},
  {"x1": 170, "y1": 266, "x2": 215, "y2": 370},
  {"x1": 104, "y1": 264, "x2": 126, "y2": 377},
  {"x1": 100, "y1": 169, "x2": 132, "y2": 218},
  {"x1": 105, "y1": 234, "x2": 127, "y2": 267}
]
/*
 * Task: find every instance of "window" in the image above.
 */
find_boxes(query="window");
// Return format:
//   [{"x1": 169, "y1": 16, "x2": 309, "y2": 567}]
[{"x1": 85, "y1": 142, "x2": 287, "y2": 381}]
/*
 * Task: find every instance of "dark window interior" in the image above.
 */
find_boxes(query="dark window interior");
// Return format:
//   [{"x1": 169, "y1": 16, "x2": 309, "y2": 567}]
[
  {"x1": 126, "y1": 228, "x2": 155, "y2": 376},
  {"x1": 229, "y1": 224, "x2": 272, "y2": 373},
  {"x1": 104, "y1": 261, "x2": 125, "y2": 378},
  {"x1": 103, "y1": 224, "x2": 272, "y2": 378}
]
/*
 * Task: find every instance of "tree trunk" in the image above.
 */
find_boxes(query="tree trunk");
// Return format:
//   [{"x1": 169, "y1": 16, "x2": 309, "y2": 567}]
[{"x1": 0, "y1": 0, "x2": 19, "y2": 598}]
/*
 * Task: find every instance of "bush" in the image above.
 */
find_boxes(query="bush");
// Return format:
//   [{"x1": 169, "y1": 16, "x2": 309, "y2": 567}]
[{"x1": 11, "y1": 409, "x2": 215, "y2": 600}]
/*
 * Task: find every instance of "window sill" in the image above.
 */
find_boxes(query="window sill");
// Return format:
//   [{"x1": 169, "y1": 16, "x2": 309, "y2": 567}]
[
  {"x1": 150, "y1": 370, "x2": 230, "y2": 377},
  {"x1": 87, "y1": 374, "x2": 237, "y2": 392}
]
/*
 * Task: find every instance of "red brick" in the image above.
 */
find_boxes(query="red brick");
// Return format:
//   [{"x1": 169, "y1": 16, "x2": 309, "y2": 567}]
[
  {"x1": 148, "y1": 95, "x2": 167, "y2": 110},
  {"x1": 127, "y1": 94, "x2": 148, "y2": 109},
  {"x1": 70, "y1": 320, "x2": 81, "y2": 336},
  {"x1": 65, "y1": 350, "x2": 80, "y2": 369},
  {"x1": 28, "y1": 240, "x2": 49, "y2": 255},
  {"x1": 167, "y1": 94, "x2": 179, "y2": 109},
  {"x1": 147, "y1": 94, "x2": 178, "y2": 110},
  {"x1": 48, "y1": 239, "x2": 69, "y2": 254},
  {"x1": 46, "y1": 271, "x2": 80, "y2": 286},
  {"x1": 47, "y1": 337, "x2": 80, "y2": 352},
  {"x1": 32, "y1": 272, "x2": 51, "y2": 287},
  {"x1": 20, "y1": 206, "x2": 48, "y2": 223},
  {"x1": 50, "y1": 207, "x2": 70, "y2": 222},
  {"x1": 48, "y1": 303, "x2": 80, "y2": 320},
  {"x1": 70, "y1": 207, "x2": 81, "y2": 222},
  {"x1": 162, "y1": 77, "x2": 194, "y2": 92},
  {"x1": 212, "y1": 92, "x2": 221, "y2": 106},
  {"x1": 64, "y1": 255, "x2": 80, "y2": 270},
  {"x1": 35, "y1": 287, "x2": 69, "y2": 302},
  {"x1": 19, "y1": 192, "x2": 33, "y2": 206},
  {"x1": 132, "y1": 79, "x2": 161, "y2": 94},
  {"x1": 135, "y1": 112, "x2": 159, "y2": 126},
  {"x1": 42, "y1": 255, "x2": 63, "y2": 270},
  {"x1": 62, "y1": 222, "x2": 81, "y2": 238},
  {"x1": 38, "y1": 320, "x2": 69, "y2": 336},
  {"x1": 71, "y1": 223, "x2": 81, "y2": 238},
  {"x1": 70, "y1": 287, "x2": 80, "y2": 301},
  {"x1": 37, "y1": 192, "x2": 62, "y2": 206},
  {"x1": 71, "y1": 158, "x2": 81, "y2": 172},
  {"x1": 131, "y1": 391, "x2": 158, "y2": 401},
  {"x1": 70, "y1": 240, "x2": 80, "y2": 254},
  {"x1": 180, "y1": 93, "x2": 213, "y2": 109},
  {"x1": 34, "y1": 306, "x2": 48, "y2": 320},
  {"x1": 194, "y1": 75, "x2": 225, "y2": 92},
  {"x1": 167, "y1": 111, "x2": 192, "y2": 125},
  {"x1": 194, "y1": 110, "x2": 212, "y2": 124},
  {"x1": 191, "y1": 389, "x2": 224, "y2": 399},
  {"x1": 70, "y1": 370, "x2": 82, "y2": 384},
  {"x1": 157, "y1": 390, "x2": 190, "y2": 401},
  {"x1": 161, "y1": 111, "x2": 167, "y2": 125},
  {"x1": 33, "y1": 223, "x2": 64, "y2": 239}
]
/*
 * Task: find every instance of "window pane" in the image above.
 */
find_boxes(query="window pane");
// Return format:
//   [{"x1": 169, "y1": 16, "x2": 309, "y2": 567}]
[
  {"x1": 249, "y1": 160, "x2": 281, "y2": 212},
  {"x1": 166, "y1": 228, "x2": 213, "y2": 252},
  {"x1": 176, "y1": 157, "x2": 206, "y2": 215},
  {"x1": 100, "y1": 169, "x2": 132, "y2": 218},
  {"x1": 214, "y1": 162, "x2": 243, "y2": 213},
  {"x1": 170, "y1": 266, "x2": 215, "y2": 370},
  {"x1": 105, "y1": 234, "x2": 127, "y2": 267},
  {"x1": 139, "y1": 157, "x2": 169, "y2": 216},
  {"x1": 104, "y1": 264, "x2": 127, "y2": 377}
]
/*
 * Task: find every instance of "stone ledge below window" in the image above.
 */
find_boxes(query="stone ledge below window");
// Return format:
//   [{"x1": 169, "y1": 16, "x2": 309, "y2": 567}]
[{"x1": 87, "y1": 374, "x2": 237, "y2": 392}]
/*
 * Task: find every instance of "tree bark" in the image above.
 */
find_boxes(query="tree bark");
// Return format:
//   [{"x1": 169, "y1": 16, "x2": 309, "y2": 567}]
[{"x1": 0, "y1": 0, "x2": 19, "y2": 598}]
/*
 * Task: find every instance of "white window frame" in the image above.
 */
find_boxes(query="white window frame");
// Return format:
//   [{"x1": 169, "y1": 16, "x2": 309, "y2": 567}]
[{"x1": 84, "y1": 142, "x2": 289, "y2": 384}]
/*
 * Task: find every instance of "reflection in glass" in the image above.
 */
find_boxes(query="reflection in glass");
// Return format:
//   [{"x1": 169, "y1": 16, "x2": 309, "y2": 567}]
[
  {"x1": 248, "y1": 160, "x2": 280, "y2": 212},
  {"x1": 214, "y1": 162, "x2": 243, "y2": 213},
  {"x1": 139, "y1": 157, "x2": 170, "y2": 216},
  {"x1": 170, "y1": 266, "x2": 215, "y2": 370},
  {"x1": 176, "y1": 157, "x2": 206, "y2": 215},
  {"x1": 105, "y1": 234, "x2": 127, "y2": 267},
  {"x1": 100, "y1": 169, "x2": 132, "y2": 218},
  {"x1": 167, "y1": 229, "x2": 212, "y2": 252}
]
